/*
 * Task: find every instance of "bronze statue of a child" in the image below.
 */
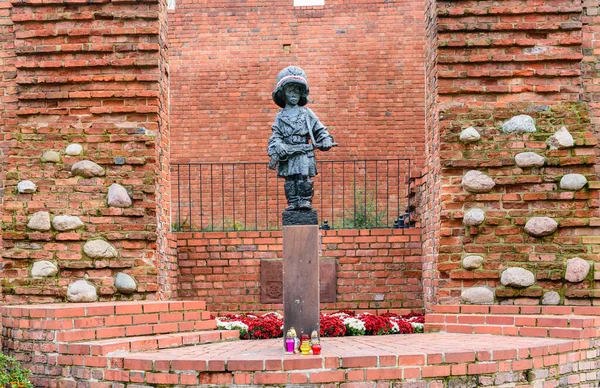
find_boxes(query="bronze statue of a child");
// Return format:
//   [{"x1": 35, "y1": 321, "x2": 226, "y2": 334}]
[{"x1": 268, "y1": 66, "x2": 335, "y2": 211}]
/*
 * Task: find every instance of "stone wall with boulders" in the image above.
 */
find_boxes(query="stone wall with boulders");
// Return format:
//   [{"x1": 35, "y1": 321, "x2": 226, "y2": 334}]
[
  {"x1": 435, "y1": 103, "x2": 600, "y2": 306},
  {"x1": 0, "y1": 0, "x2": 170, "y2": 303},
  {"x1": 419, "y1": 0, "x2": 600, "y2": 308}
]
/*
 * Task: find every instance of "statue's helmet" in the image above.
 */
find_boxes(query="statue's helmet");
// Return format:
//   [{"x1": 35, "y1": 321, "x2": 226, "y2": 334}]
[{"x1": 272, "y1": 66, "x2": 310, "y2": 108}]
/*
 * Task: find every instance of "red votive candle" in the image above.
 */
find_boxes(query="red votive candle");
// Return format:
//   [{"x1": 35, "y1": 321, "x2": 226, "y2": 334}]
[{"x1": 311, "y1": 343, "x2": 321, "y2": 355}]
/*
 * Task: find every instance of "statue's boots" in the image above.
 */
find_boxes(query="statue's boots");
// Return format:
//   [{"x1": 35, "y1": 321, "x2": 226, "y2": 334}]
[
  {"x1": 284, "y1": 180, "x2": 299, "y2": 211},
  {"x1": 296, "y1": 179, "x2": 314, "y2": 210}
]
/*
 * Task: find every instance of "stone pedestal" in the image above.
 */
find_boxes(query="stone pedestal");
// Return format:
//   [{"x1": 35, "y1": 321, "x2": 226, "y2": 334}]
[
  {"x1": 282, "y1": 209, "x2": 318, "y2": 226},
  {"x1": 282, "y1": 225, "x2": 320, "y2": 348}
]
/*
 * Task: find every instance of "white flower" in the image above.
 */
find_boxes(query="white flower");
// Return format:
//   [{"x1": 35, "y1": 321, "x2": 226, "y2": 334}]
[
  {"x1": 411, "y1": 322, "x2": 424, "y2": 330},
  {"x1": 343, "y1": 317, "x2": 366, "y2": 331},
  {"x1": 216, "y1": 318, "x2": 248, "y2": 331},
  {"x1": 390, "y1": 321, "x2": 400, "y2": 334}
]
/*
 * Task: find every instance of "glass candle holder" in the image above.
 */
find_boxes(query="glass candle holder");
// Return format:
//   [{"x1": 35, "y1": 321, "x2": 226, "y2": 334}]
[
  {"x1": 285, "y1": 337, "x2": 295, "y2": 353},
  {"x1": 311, "y1": 343, "x2": 322, "y2": 355},
  {"x1": 300, "y1": 340, "x2": 311, "y2": 355}
]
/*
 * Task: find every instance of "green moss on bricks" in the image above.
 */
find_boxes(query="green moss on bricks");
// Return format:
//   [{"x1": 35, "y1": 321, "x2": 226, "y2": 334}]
[{"x1": 6, "y1": 171, "x2": 19, "y2": 180}]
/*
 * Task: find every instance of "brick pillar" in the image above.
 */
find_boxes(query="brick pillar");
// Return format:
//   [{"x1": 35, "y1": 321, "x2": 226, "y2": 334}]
[
  {"x1": 421, "y1": 0, "x2": 441, "y2": 310},
  {"x1": 0, "y1": 0, "x2": 17, "y2": 303},
  {"x1": 155, "y1": 0, "x2": 177, "y2": 299},
  {"x1": 0, "y1": 0, "x2": 173, "y2": 303},
  {"x1": 422, "y1": 0, "x2": 600, "y2": 308},
  {"x1": 583, "y1": 0, "x2": 600, "y2": 175}
]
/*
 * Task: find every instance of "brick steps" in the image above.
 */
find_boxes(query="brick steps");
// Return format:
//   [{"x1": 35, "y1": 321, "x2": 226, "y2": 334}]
[
  {"x1": 427, "y1": 313, "x2": 600, "y2": 327},
  {"x1": 2, "y1": 301, "x2": 217, "y2": 344},
  {"x1": 0, "y1": 301, "x2": 219, "y2": 354},
  {"x1": 426, "y1": 318, "x2": 599, "y2": 339},
  {"x1": 56, "y1": 317, "x2": 217, "y2": 342},
  {"x1": 425, "y1": 307, "x2": 600, "y2": 339},
  {"x1": 2, "y1": 300, "x2": 207, "y2": 319},
  {"x1": 92, "y1": 334, "x2": 594, "y2": 386},
  {"x1": 431, "y1": 304, "x2": 600, "y2": 316},
  {"x1": 60, "y1": 329, "x2": 239, "y2": 356},
  {"x1": 4, "y1": 302, "x2": 600, "y2": 386}
]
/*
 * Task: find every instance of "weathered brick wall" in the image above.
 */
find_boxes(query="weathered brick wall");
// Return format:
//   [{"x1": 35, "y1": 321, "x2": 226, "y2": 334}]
[
  {"x1": 168, "y1": 0, "x2": 427, "y2": 165},
  {"x1": 421, "y1": 0, "x2": 441, "y2": 310},
  {"x1": 437, "y1": 0, "x2": 583, "y2": 105},
  {"x1": 0, "y1": 0, "x2": 169, "y2": 303},
  {"x1": 421, "y1": 0, "x2": 600, "y2": 307},
  {"x1": 155, "y1": 0, "x2": 177, "y2": 299},
  {"x1": 3, "y1": 304, "x2": 600, "y2": 388},
  {"x1": 582, "y1": 0, "x2": 600, "y2": 174},
  {"x1": 177, "y1": 228, "x2": 423, "y2": 313},
  {"x1": 0, "y1": 0, "x2": 17, "y2": 302},
  {"x1": 437, "y1": 103, "x2": 599, "y2": 305}
]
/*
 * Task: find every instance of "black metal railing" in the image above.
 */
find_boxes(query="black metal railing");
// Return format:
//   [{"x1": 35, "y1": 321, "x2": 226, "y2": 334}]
[{"x1": 171, "y1": 159, "x2": 411, "y2": 231}]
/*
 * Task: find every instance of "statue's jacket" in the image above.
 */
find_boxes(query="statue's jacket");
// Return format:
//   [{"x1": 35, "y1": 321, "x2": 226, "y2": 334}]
[{"x1": 268, "y1": 107, "x2": 333, "y2": 178}]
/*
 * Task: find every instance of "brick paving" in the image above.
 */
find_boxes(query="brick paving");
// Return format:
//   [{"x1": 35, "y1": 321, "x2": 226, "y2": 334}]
[{"x1": 120, "y1": 333, "x2": 569, "y2": 369}]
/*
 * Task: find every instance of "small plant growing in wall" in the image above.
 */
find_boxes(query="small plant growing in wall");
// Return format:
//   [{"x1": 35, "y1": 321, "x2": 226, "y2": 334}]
[
  {"x1": 0, "y1": 353, "x2": 33, "y2": 388},
  {"x1": 171, "y1": 216, "x2": 191, "y2": 232},
  {"x1": 342, "y1": 188, "x2": 386, "y2": 229}
]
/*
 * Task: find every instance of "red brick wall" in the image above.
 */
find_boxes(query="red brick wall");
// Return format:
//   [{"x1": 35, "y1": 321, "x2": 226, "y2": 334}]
[
  {"x1": 421, "y1": 0, "x2": 441, "y2": 310},
  {"x1": 583, "y1": 0, "x2": 600, "y2": 175},
  {"x1": 437, "y1": 0, "x2": 583, "y2": 105},
  {"x1": 168, "y1": 0, "x2": 426, "y2": 165},
  {"x1": 177, "y1": 228, "x2": 423, "y2": 313},
  {"x1": 156, "y1": 0, "x2": 177, "y2": 299},
  {"x1": 437, "y1": 103, "x2": 598, "y2": 305},
  {"x1": 420, "y1": 0, "x2": 600, "y2": 307},
  {"x1": 0, "y1": 0, "x2": 168, "y2": 303},
  {"x1": 0, "y1": 0, "x2": 17, "y2": 302}
]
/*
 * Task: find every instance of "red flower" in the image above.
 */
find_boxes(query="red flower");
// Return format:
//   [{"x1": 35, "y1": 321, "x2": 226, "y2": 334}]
[
  {"x1": 320, "y1": 314, "x2": 347, "y2": 337},
  {"x1": 231, "y1": 313, "x2": 283, "y2": 340},
  {"x1": 218, "y1": 311, "x2": 423, "y2": 340},
  {"x1": 391, "y1": 318, "x2": 415, "y2": 334},
  {"x1": 403, "y1": 312, "x2": 425, "y2": 324},
  {"x1": 358, "y1": 314, "x2": 393, "y2": 335}
]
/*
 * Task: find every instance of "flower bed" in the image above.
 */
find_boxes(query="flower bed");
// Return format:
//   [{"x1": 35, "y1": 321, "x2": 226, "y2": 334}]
[{"x1": 215, "y1": 311, "x2": 423, "y2": 340}]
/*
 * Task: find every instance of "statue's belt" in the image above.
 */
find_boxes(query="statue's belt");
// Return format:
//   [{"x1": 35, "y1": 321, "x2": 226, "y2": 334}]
[{"x1": 283, "y1": 135, "x2": 307, "y2": 143}]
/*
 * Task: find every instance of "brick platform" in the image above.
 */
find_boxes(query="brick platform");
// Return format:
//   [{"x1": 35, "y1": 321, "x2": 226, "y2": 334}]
[
  {"x1": 2, "y1": 301, "x2": 600, "y2": 387},
  {"x1": 426, "y1": 305, "x2": 600, "y2": 339},
  {"x1": 0, "y1": 301, "x2": 239, "y2": 386},
  {"x1": 102, "y1": 334, "x2": 581, "y2": 386}
]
